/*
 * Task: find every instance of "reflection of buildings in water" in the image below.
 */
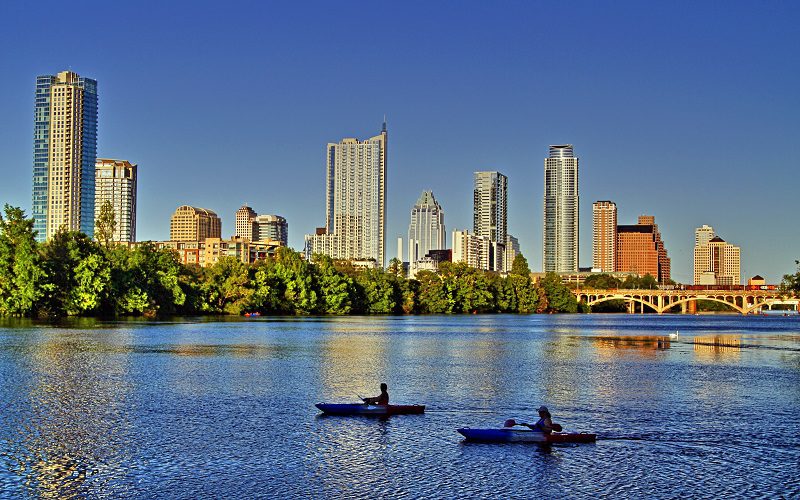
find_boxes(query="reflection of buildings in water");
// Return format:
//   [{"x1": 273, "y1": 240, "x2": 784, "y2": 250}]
[
  {"x1": 320, "y1": 319, "x2": 391, "y2": 399},
  {"x1": 591, "y1": 336, "x2": 672, "y2": 358},
  {"x1": 692, "y1": 335, "x2": 742, "y2": 362},
  {"x1": 13, "y1": 331, "x2": 133, "y2": 497},
  {"x1": 540, "y1": 335, "x2": 586, "y2": 404}
]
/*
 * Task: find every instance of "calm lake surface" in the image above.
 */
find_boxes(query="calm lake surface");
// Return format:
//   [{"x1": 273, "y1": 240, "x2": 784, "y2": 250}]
[{"x1": 0, "y1": 315, "x2": 798, "y2": 498}]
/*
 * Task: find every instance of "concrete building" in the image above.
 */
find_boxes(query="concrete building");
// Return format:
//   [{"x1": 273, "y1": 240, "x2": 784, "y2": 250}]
[
  {"x1": 504, "y1": 234, "x2": 521, "y2": 273},
  {"x1": 235, "y1": 205, "x2": 257, "y2": 241},
  {"x1": 592, "y1": 201, "x2": 617, "y2": 272},
  {"x1": 452, "y1": 229, "x2": 491, "y2": 271},
  {"x1": 407, "y1": 190, "x2": 446, "y2": 273},
  {"x1": 616, "y1": 215, "x2": 671, "y2": 283},
  {"x1": 255, "y1": 214, "x2": 288, "y2": 246},
  {"x1": 693, "y1": 228, "x2": 741, "y2": 285},
  {"x1": 94, "y1": 159, "x2": 137, "y2": 242},
  {"x1": 170, "y1": 206, "x2": 221, "y2": 242},
  {"x1": 305, "y1": 123, "x2": 387, "y2": 265},
  {"x1": 473, "y1": 171, "x2": 507, "y2": 272},
  {"x1": 33, "y1": 70, "x2": 98, "y2": 241},
  {"x1": 543, "y1": 145, "x2": 579, "y2": 273},
  {"x1": 132, "y1": 237, "x2": 282, "y2": 268}
]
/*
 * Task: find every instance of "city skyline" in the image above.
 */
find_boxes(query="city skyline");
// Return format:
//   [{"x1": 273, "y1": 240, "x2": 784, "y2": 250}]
[{"x1": 2, "y1": 2, "x2": 799, "y2": 282}]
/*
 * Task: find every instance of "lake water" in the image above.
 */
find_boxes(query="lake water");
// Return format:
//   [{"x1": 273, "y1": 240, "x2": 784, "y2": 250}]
[{"x1": 0, "y1": 315, "x2": 798, "y2": 498}]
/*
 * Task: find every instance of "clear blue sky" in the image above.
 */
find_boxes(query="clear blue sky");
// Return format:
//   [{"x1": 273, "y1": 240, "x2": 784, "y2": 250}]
[{"x1": 1, "y1": 0, "x2": 798, "y2": 283}]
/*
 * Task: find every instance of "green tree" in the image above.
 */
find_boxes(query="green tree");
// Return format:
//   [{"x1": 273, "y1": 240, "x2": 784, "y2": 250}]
[
  {"x1": 583, "y1": 273, "x2": 622, "y2": 289},
  {"x1": 782, "y1": 260, "x2": 800, "y2": 295},
  {"x1": 314, "y1": 254, "x2": 355, "y2": 314},
  {"x1": 95, "y1": 200, "x2": 117, "y2": 247},
  {"x1": 415, "y1": 270, "x2": 452, "y2": 314},
  {"x1": 540, "y1": 272, "x2": 579, "y2": 313},
  {"x1": 0, "y1": 205, "x2": 49, "y2": 317},
  {"x1": 201, "y1": 256, "x2": 252, "y2": 314},
  {"x1": 355, "y1": 268, "x2": 399, "y2": 314},
  {"x1": 510, "y1": 253, "x2": 531, "y2": 276}
]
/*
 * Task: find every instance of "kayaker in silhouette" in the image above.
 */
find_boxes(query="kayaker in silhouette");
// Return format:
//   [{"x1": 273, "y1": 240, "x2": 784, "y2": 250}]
[
  {"x1": 362, "y1": 383, "x2": 389, "y2": 405},
  {"x1": 504, "y1": 406, "x2": 560, "y2": 434}
]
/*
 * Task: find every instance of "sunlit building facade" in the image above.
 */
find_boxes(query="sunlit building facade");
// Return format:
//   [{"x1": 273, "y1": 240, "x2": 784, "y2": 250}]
[
  {"x1": 452, "y1": 229, "x2": 491, "y2": 271},
  {"x1": 543, "y1": 145, "x2": 579, "y2": 273},
  {"x1": 33, "y1": 70, "x2": 98, "y2": 241},
  {"x1": 693, "y1": 227, "x2": 741, "y2": 285},
  {"x1": 592, "y1": 201, "x2": 617, "y2": 272},
  {"x1": 408, "y1": 190, "x2": 446, "y2": 272},
  {"x1": 169, "y1": 206, "x2": 221, "y2": 242},
  {"x1": 473, "y1": 171, "x2": 507, "y2": 272},
  {"x1": 94, "y1": 159, "x2": 137, "y2": 242},
  {"x1": 305, "y1": 123, "x2": 387, "y2": 265},
  {"x1": 616, "y1": 215, "x2": 671, "y2": 283}
]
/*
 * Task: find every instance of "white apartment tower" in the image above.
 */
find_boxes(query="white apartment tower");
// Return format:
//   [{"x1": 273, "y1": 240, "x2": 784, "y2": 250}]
[
  {"x1": 94, "y1": 159, "x2": 137, "y2": 242},
  {"x1": 543, "y1": 144, "x2": 579, "y2": 273},
  {"x1": 305, "y1": 123, "x2": 387, "y2": 266},
  {"x1": 407, "y1": 190, "x2": 446, "y2": 268},
  {"x1": 592, "y1": 201, "x2": 617, "y2": 272},
  {"x1": 473, "y1": 171, "x2": 508, "y2": 272}
]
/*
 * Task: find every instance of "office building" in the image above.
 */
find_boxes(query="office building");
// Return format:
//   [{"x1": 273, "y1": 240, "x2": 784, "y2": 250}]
[
  {"x1": 592, "y1": 201, "x2": 617, "y2": 272},
  {"x1": 543, "y1": 145, "x2": 579, "y2": 273},
  {"x1": 452, "y1": 229, "x2": 492, "y2": 271},
  {"x1": 693, "y1": 227, "x2": 741, "y2": 285},
  {"x1": 235, "y1": 205, "x2": 257, "y2": 241},
  {"x1": 616, "y1": 215, "x2": 671, "y2": 282},
  {"x1": 695, "y1": 224, "x2": 715, "y2": 247},
  {"x1": 33, "y1": 70, "x2": 98, "y2": 241},
  {"x1": 473, "y1": 171, "x2": 507, "y2": 271},
  {"x1": 407, "y1": 190, "x2": 446, "y2": 271},
  {"x1": 170, "y1": 206, "x2": 221, "y2": 242},
  {"x1": 254, "y1": 214, "x2": 288, "y2": 246},
  {"x1": 94, "y1": 159, "x2": 137, "y2": 242},
  {"x1": 305, "y1": 123, "x2": 387, "y2": 265}
]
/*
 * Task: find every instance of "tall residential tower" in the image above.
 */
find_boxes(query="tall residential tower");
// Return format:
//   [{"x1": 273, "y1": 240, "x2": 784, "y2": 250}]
[
  {"x1": 33, "y1": 70, "x2": 98, "y2": 241},
  {"x1": 543, "y1": 145, "x2": 579, "y2": 273},
  {"x1": 305, "y1": 123, "x2": 387, "y2": 265},
  {"x1": 95, "y1": 159, "x2": 137, "y2": 242},
  {"x1": 473, "y1": 171, "x2": 508, "y2": 271},
  {"x1": 592, "y1": 201, "x2": 617, "y2": 272}
]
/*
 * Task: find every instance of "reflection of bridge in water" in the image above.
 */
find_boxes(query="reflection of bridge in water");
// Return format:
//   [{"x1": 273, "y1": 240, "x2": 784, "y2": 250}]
[{"x1": 574, "y1": 289, "x2": 800, "y2": 315}]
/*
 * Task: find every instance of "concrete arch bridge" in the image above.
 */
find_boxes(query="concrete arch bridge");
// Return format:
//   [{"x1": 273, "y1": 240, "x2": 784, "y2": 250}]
[{"x1": 574, "y1": 289, "x2": 799, "y2": 315}]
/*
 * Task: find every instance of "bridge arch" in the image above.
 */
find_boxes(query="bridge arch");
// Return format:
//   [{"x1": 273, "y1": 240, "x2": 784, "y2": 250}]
[
  {"x1": 583, "y1": 295, "x2": 661, "y2": 313},
  {"x1": 663, "y1": 297, "x2": 745, "y2": 314},
  {"x1": 744, "y1": 298, "x2": 799, "y2": 314}
]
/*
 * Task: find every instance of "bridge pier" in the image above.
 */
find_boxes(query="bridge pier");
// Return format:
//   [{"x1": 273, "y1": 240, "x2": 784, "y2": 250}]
[{"x1": 687, "y1": 299, "x2": 697, "y2": 315}]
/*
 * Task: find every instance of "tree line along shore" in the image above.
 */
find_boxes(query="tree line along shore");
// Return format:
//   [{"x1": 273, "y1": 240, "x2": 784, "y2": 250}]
[{"x1": 2, "y1": 205, "x2": 798, "y2": 319}]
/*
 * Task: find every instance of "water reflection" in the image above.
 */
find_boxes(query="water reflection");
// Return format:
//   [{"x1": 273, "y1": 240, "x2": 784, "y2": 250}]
[{"x1": 6, "y1": 330, "x2": 133, "y2": 497}]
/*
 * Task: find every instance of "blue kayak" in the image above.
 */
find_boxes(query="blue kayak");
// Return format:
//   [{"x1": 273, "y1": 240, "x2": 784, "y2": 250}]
[
  {"x1": 316, "y1": 403, "x2": 425, "y2": 416},
  {"x1": 457, "y1": 428, "x2": 596, "y2": 444}
]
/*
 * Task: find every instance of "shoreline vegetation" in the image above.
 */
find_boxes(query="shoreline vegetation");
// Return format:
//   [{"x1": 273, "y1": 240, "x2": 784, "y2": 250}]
[{"x1": 2, "y1": 205, "x2": 798, "y2": 320}]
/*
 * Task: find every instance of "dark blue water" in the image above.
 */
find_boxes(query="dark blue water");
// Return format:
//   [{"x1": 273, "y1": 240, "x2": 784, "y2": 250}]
[{"x1": 0, "y1": 315, "x2": 798, "y2": 498}]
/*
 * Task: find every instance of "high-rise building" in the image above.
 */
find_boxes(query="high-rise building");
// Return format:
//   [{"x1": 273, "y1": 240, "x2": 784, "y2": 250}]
[
  {"x1": 254, "y1": 214, "x2": 288, "y2": 246},
  {"x1": 695, "y1": 224, "x2": 715, "y2": 247},
  {"x1": 615, "y1": 215, "x2": 671, "y2": 283},
  {"x1": 693, "y1": 227, "x2": 741, "y2": 285},
  {"x1": 95, "y1": 159, "x2": 137, "y2": 242},
  {"x1": 305, "y1": 123, "x2": 387, "y2": 265},
  {"x1": 235, "y1": 205, "x2": 257, "y2": 241},
  {"x1": 543, "y1": 145, "x2": 579, "y2": 273},
  {"x1": 452, "y1": 229, "x2": 491, "y2": 271},
  {"x1": 170, "y1": 206, "x2": 221, "y2": 242},
  {"x1": 592, "y1": 201, "x2": 617, "y2": 272},
  {"x1": 473, "y1": 171, "x2": 507, "y2": 272},
  {"x1": 503, "y1": 234, "x2": 521, "y2": 273},
  {"x1": 408, "y1": 190, "x2": 446, "y2": 270},
  {"x1": 33, "y1": 70, "x2": 98, "y2": 241}
]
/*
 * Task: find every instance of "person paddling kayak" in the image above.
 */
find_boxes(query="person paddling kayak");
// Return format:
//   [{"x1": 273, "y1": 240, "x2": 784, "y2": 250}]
[
  {"x1": 361, "y1": 383, "x2": 389, "y2": 405},
  {"x1": 504, "y1": 406, "x2": 561, "y2": 434}
]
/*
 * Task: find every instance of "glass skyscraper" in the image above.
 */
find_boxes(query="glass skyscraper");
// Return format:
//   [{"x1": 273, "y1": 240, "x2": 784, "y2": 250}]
[
  {"x1": 407, "y1": 190, "x2": 446, "y2": 266},
  {"x1": 543, "y1": 144, "x2": 579, "y2": 273},
  {"x1": 33, "y1": 71, "x2": 98, "y2": 241}
]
